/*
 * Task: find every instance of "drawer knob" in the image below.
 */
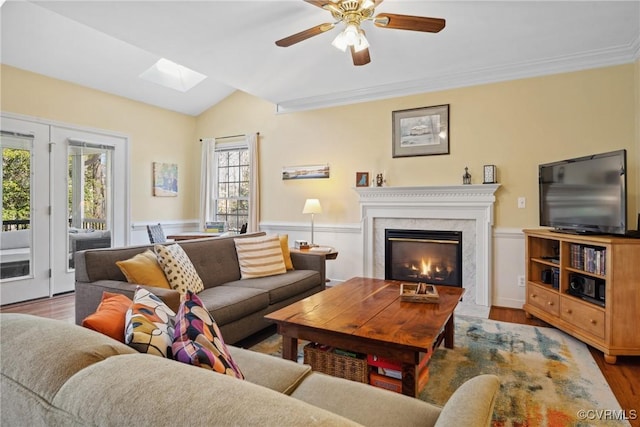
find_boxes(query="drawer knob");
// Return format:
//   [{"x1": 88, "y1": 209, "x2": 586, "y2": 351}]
[
  {"x1": 530, "y1": 294, "x2": 536, "y2": 298},
  {"x1": 590, "y1": 319, "x2": 597, "y2": 325},
  {"x1": 566, "y1": 309, "x2": 572, "y2": 314},
  {"x1": 547, "y1": 301, "x2": 554, "y2": 306}
]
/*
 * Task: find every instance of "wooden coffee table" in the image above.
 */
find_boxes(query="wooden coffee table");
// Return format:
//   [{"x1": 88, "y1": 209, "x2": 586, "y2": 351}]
[{"x1": 265, "y1": 277, "x2": 464, "y2": 397}]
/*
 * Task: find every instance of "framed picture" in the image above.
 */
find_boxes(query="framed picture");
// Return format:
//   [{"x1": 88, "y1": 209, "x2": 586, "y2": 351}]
[
  {"x1": 392, "y1": 104, "x2": 449, "y2": 158},
  {"x1": 356, "y1": 172, "x2": 369, "y2": 187},
  {"x1": 153, "y1": 162, "x2": 178, "y2": 197},
  {"x1": 282, "y1": 164, "x2": 330, "y2": 180}
]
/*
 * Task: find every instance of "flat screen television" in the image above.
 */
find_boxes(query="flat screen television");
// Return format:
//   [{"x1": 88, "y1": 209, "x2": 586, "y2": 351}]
[{"x1": 539, "y1": 149, "x2": 627, "y2": 235}]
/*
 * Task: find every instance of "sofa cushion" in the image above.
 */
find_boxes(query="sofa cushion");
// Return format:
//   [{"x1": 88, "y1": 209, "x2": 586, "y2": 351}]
[
  {"x1": 115, "y1": 249, "x2": 171, "y2": 289},
  {"x1": 229, "y1": 270, "x2": 321, "y2": 305},
  {"x1": 0, "y1": 313, "x2": 137, "y2": 405},
  {"x1": 234, "y1": 234, "x2": 286, "y2": 279},
  {"x1": 228, "y1": 346, "x2": 311, "y2": 395},
  {"x1": 53, "y1": 353, "x2": 361, "y2": 427},
  {"x1": 125, "y1": 287, "x2": 176, "y2": 357},
  {"x1": 81, "y1": 292, "x2": 132, "y2": 342},
  {"x1": 279, "y1": 234, "x2": 294, "y2": 270},
  {"x1": 154, "y1": 243, "x2": 204, "y2": 294},
  {"x1": 290, "y1": 371, "x2": 442, "y2": 426},
  {"x1": 172, "y1": 291, "x2": 244, "y2": 379},
  {"x1": 195, "y1": 285, "x2": 269, "y2": 326}
]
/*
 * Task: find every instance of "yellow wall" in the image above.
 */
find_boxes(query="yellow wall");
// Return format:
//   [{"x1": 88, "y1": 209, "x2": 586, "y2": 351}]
[
  {"x1": 2, "y1": 63, "x2": 637, "y2": 230},
  {"x1": 0, "y1": 64, "x2": 197, "y2": 222},
  {"x1": 196, "y1": 64, "x2": 638, "y2": 229}
]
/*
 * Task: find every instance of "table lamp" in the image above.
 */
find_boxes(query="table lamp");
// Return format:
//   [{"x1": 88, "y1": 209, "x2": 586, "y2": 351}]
[{"x1": 302, "y1": 198, "x2": 322, "y2": 246}]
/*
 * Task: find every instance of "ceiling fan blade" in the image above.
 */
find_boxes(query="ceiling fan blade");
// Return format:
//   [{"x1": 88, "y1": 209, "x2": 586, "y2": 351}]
[
  {"x1": 350, "y1": 46, "x2": 371, "y2": 66},
  {"x1": 275, "y1": 23, "x2": 335, "y2": 47},
  {"x1": 374, "y1": 13, "x2": 445, "y2": 33}
]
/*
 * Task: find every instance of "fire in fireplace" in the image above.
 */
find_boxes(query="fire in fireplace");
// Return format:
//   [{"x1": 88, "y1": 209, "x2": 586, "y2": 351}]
[{"x1": 385, "y1": 229, "x2": 462, "y2": 287}]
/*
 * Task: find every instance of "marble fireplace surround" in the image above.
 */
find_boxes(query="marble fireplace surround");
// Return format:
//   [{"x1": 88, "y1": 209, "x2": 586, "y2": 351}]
[{"x1": 355, "y1": 185, "x2": 500, "y2": 316}]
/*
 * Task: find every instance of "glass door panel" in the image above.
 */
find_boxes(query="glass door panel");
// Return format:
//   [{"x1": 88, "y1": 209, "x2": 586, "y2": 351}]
[
  {"x1": 67, "y1": 143, "x2": 113, "y2": 269},
  {"x1": 1, "y1": 133, "x2": 33, "y2": 279}
]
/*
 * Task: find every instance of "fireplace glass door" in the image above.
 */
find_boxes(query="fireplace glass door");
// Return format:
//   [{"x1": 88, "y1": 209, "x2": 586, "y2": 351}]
[{"x1": 385, "y1": 229, "x2": 462, "y2": 287}]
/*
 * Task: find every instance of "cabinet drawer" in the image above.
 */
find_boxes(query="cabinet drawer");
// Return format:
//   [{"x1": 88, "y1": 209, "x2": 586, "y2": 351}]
[
  {"x1": 560, "y1": 297, "x2": 605, "y2": 340},
  {"x1": 527, "y1": 284, "x2": 559, "y2": 316}
]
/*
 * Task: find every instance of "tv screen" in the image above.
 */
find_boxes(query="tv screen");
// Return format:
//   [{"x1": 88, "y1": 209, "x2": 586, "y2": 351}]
[{"x1": 539, "y1": 149, "x2": 627, "y2": 235}]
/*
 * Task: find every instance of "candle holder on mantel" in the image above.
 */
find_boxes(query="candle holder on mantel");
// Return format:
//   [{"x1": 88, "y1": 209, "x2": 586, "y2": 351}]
[{"x1": 462, "y1": 167, "x2": 472, "y2": 185}]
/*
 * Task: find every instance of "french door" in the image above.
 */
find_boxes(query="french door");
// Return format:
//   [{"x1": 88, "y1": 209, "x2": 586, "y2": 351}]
[
  {"x1": 50, "y1": 125, "x2": 128, "y2": 295},
  {"x1": 1, "y1": 117, "x2": 51, "y2": 304},
  {"x1": 1, "y1": 114, "x2": 129, "y2": 304}
]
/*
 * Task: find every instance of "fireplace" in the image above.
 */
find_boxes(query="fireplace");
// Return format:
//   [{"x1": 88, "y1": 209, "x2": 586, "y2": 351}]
[
  {"x1": 356, "y1": 184, "x2": 500, "y2": 316},
  {"x1": 385, "y1": 229, "x2": 462, "y2": 287}
]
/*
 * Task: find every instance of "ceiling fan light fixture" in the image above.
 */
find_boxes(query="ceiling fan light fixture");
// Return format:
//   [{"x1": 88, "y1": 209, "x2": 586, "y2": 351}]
[
  {"x1": 353, "y1": 30, "x2": 369, "y2": 52},
  {"x1": 331, "y1": 31, "x2": 349, "y2": 52},
  {"x1": 343, "y1": 23, "x2": 359, "y2": 45},
  {"x1": 361, "y1": 0, "x2": 375, "y2": 10}
]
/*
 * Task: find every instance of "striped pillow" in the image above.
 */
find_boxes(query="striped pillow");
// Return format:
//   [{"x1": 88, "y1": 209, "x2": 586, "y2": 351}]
[{"x1": 234, "y1": 235, "x2": 287, "y2": 279}]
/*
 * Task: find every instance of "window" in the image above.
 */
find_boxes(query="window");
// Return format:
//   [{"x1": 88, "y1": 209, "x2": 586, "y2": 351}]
[
  {"x1": 212, "y1": 144, "x2": 249, "y2": 232},
  {"x1": 201, "y1": 134, "x2": 258, "y2": 233}
]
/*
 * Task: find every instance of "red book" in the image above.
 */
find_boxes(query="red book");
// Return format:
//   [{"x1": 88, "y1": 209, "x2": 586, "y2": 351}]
[{"x1": 369, "y1": 372, "x2": 402, "y2": 393}]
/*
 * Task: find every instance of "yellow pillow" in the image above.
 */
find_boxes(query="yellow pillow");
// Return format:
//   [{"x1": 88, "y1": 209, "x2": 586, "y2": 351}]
[
  {"x1": 279, "y1": 234, "x2": 294, "y2": 270},
  {"x1": 116, "y1": 250, "x2": 172, "y2": 289}
]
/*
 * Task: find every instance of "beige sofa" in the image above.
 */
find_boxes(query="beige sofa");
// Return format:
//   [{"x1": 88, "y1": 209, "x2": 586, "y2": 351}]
[
  {"x1": 1, "y1": 313, "x2": 500, "y2": 427},
  {"x1": 74, "y1": 232, "x2": 326, "y2": 344}
]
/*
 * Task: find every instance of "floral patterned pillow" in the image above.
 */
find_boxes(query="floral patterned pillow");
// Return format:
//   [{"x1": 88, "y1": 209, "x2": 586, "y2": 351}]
[
  {"x1": 125, "y1": 287, "x2": 175, "y2": 358},
  {"x1": 172, "y1": 291, "x2": 244, "y2": 379}
]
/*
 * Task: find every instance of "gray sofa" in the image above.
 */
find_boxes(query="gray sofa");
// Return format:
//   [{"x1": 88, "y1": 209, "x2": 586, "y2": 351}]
[
  {"x1": 74, "y1": 232, "x2": 326, "y2": 344},
  {"x1": 1, "y1": 313, "x2": 500, "y2": 427}
]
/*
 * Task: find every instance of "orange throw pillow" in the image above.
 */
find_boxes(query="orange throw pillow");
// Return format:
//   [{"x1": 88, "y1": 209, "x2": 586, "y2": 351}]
[{"x1": 82, "y1": 292, "x2": 132, "y2": 342}]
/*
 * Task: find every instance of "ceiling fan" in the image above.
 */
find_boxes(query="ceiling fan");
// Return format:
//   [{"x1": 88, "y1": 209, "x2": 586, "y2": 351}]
[{"x1": 275, "y1": 0, "x2": 445, "y2": 66}]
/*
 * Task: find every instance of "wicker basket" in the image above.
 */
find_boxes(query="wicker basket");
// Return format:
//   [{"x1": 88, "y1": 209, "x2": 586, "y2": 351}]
[{"x1": 303, "y1": 343, "x2": 369, "y2": 383}]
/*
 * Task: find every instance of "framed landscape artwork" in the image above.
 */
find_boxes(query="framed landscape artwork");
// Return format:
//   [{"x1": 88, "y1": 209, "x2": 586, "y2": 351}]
[
  {"x1": 153, "y1": 162, "x2": 178, "y2": 197},
  {"x1": 282, "y1": 164, "x2": 330, "y2": 180},
  {"x1": 392, "y1": 104, "x2": 450, "y2": 158}
]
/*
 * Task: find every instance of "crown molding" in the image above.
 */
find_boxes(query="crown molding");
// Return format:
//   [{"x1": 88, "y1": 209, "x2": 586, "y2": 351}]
[{"x1": 276, "y1": 41, "x2": 640, "y2": 113}]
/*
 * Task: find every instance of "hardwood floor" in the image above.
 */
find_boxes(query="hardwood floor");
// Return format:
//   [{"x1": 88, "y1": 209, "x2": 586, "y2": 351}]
[{"x1": 2, "y1": 295, "x2": 638, "y2": 426}]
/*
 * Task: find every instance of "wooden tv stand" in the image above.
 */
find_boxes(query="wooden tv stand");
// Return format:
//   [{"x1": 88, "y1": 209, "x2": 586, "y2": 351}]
[{"x1": 523, "y1": 229, "x2": 640, "y2": 364}]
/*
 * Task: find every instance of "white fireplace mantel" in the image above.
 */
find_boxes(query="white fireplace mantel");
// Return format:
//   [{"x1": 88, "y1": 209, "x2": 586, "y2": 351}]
[{"x1": 355, "y1": 184, "x2": 500, "y2": 310}]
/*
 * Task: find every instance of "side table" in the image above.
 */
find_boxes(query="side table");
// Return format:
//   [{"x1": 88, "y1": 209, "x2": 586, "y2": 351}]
[
  {"x1": 289, "y1": 247, "x2": 338, "y2": 283},
  {"x1": 289, "y1": 247, "x2": 338, "y2": 260}
]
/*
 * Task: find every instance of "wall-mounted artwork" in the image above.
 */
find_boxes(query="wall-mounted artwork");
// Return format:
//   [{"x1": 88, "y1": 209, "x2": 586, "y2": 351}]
[
  {"x1": 282, "y1": 164, "x2": 330, "y2": 180},
  {"x1": 153, "y1": 162, "x2": 178, "y2": 197},
  {"x1": 356, "y1": 172, "x2": 370, "y2": 187},
  {"x1": 392, "y1": 104, "x2": 450, "y2": 158}
]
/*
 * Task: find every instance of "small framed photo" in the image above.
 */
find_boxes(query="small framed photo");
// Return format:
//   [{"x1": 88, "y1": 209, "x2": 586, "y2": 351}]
[
  {"x1": 356, "y1": 172, "x2": 370, "y2": 187},
  {"x1": 392, "y1": 104, "x2": 449, "y2": 158}
]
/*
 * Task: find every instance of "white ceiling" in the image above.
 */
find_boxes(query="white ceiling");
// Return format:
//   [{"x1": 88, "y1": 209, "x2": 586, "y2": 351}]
[{"x1": 2, "y1": 1, "x2": 639, "y2": 116}]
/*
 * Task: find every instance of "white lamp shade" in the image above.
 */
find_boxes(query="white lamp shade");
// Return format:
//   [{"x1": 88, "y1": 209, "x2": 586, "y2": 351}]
[{"x1": 302, "y1": 199, "x2": 322, "y2": 214}]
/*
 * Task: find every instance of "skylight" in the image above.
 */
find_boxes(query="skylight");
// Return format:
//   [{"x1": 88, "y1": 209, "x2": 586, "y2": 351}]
[{"x1": 139, "y1": 58, "x2": 206, "y2": 93}]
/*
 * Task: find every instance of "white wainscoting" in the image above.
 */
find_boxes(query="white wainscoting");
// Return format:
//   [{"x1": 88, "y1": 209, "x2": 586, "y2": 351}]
[{"x1": 260, "y1": 221, "x2": 527, "y2": 309}]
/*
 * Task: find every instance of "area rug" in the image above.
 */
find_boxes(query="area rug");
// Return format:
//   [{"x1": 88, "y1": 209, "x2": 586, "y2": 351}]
[{"x1": 249, "y1": 316, "x2": 628, "y2": 427}]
